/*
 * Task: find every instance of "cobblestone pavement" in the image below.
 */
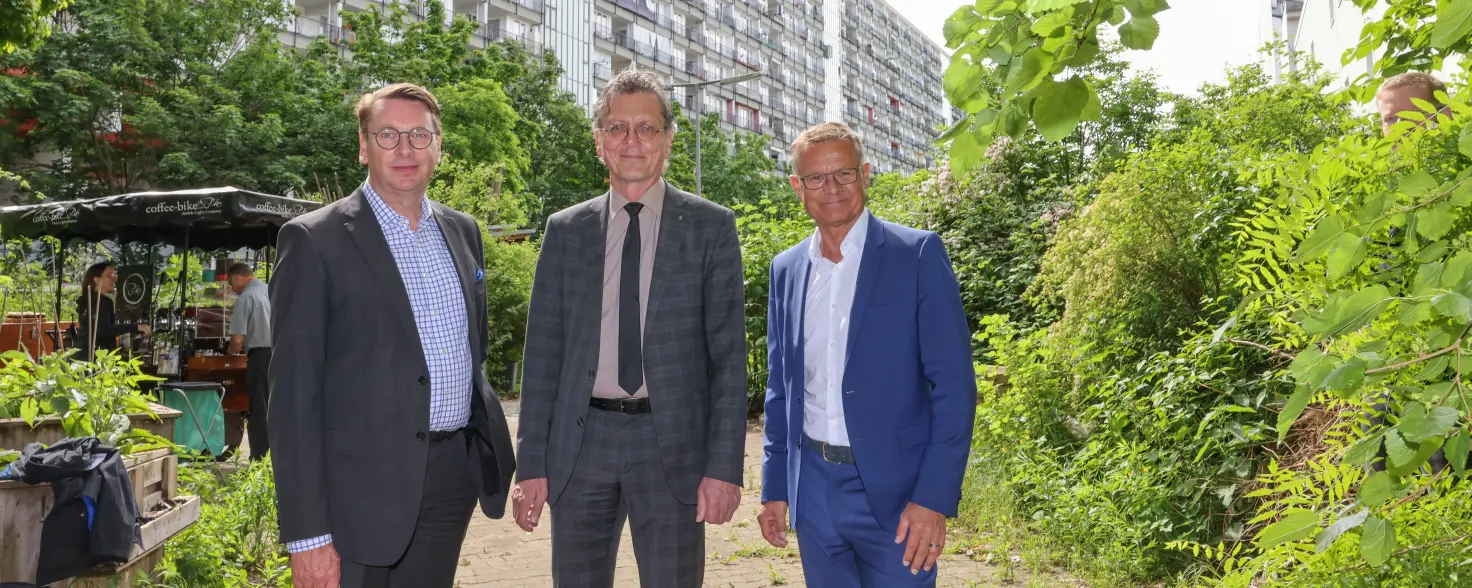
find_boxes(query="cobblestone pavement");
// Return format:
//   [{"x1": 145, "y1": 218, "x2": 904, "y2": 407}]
[{"x1": 451, "y1": 402, "x2": 1035, "y2": 587}]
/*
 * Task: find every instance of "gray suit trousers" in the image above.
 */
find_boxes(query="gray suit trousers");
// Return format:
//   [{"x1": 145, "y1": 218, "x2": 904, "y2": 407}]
[{"x1": 551, "y1": 408, "x2": 705, "y2": 587}]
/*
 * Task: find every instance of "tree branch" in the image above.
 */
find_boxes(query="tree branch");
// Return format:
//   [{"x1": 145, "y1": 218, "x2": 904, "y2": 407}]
[
  {"x1": 1227, "y1": 339, "x2": 1296, "y2": 361},
  {"x1": 1364, "y1": 344, "x2": 1459, "y2": 375},
  {"x1": 1341, "y1": 533, "x2": 1472, "y2": 571}
]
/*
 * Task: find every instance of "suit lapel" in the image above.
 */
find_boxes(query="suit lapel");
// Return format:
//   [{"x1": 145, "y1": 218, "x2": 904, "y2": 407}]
[
  {"x1": 432, "y1": 202, "x2": 479, "y2": 351},
  {"x1": 843, "y1": 213, "x2": 885, "y2": 369},
  {"x1": 577, "y1": 195, "x2": 608, "y2": 340},
  {"x1": 788, "y1": 244, "x2": 811, "y2": 414},
  {"x1": 343, "y1": 191, "x2": 419, "y2": 343},
  {"x1": 647, "y1": 184, "x2": 688, "y2": 326}
]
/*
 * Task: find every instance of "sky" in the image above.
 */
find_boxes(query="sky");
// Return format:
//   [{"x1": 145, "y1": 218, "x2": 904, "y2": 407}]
[{"x1": 891, "y1": 1, "x2": 1268, "y2": 96}]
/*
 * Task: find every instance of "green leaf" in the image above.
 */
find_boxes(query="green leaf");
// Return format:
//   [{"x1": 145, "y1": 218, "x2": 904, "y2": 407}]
[
  {"x1": 1068, "y1": 35, "x2": 1101, "y2": 67},
  {"x1": 1003, "y1": 48, "x2": 1051, "y2": 97},
  {"x1": 1417, "y1": 204, "x2": 1456, "y2": 241},
  {"x1": 1386, "y1": 428, "x2": 1416, "y2": 468},
  {"x1": 19, "y1": 397, "x2": 38, "y2": 426},
  {"x1": 1326, "y1": 232, "x2": 1367, "y2": 280},
  {"x1": 1399, "y1": 301, "x2": 1433, "y2": 326},
  {"x1": 1000, "y1": 102, "x2": 1028, "y2": 138},
  {"x1": 1359, "y1": 472, "x2": 1395, "y2": 508},
  {"x1": 1025, "y1": 0, "x2": 1086, "y2": 10},
  {"x1": 1416, "y1": 355, "x2": 1451, "y2": 382},
  {"x1": 1256, "y1": 510, "x2": 1321, "y2": 549},
  {"x1": 1460, "y1": 124, "x2": 1472, "y2": 160},
  {"x1": 1361, "y1": 517, "x2": 1397, "y2": 567},
  {"x1": 1415, "y1": 262, "x2": 1446, "y2": 297},
  {"x1": 1432, "y1": 291, "x2": 1472, "y2": 323},
  {"x1": 1032, "y1": 76, "x2": 1090, "y2": 141},
  {"x1": 1106, "y1": 4, "x2": 1127, "y2": 25},
  {"x1": 1390, "y1": 433, "x2": 1442, "y2": 477},
  {"x1": 1432, "y1": 0, "x2": 1472, "y2": 49},
  {"x1": 1293, "y1": 216, "x2": 1346, "y2": 263},
  {"x1": 944, "y1": 7, "x2": 985, "y2": 48},
  {"x1": 1418, "y1": 240, "x2": 1451, "y2": 263},
  {"x1": 48, "y1": 396, "x2": 68, "y2": 416},
  {"x1": 1420, "y1": 382, "x2": 1456, "y2": 405},
  {"x1": 950, "y1": 125, "x2": 986, "y2": 176},
  {"x1": 1398, "y1": 170, "x2": 1438, "y2": 198},
  {"x1": 1316, "y1": 508, "x2": 1369, "y2": 553},
  {"x1": 1124, "y1": 0, "x2": 1171, "y2": 17},
  {"x1": 1117, "y1": 15, "x2": 1160, "y2": 50},
  {"x1": 1443, "y1": 251, "x2": 1472, "y2": 288},
  {"x1": 944, "y1": 57, "x2": 986, "y2": 106},
  {"x1": 1323, "y1": 358, "x2": 1367, "y2": 399},
  {"x1": 936, "y1": 114, "x2": 976, "y2": 144},
  {"x1": 1399, "y1": 402, "x2": 1459, "y2": 442},
  {"x1": 0, "y1": 404, "x2": 10, "y2": 419},
  {"x1": 1030, "y1": 7, "x2": 1074, "y2": 35},
  {"x1": 1447, "y1": 429, "x2": 1469, "y2": 476},
  {"x1": 1326, "y1": 284, "x2": 1392, "y2": 337},
  {"x1": 1345, "y1": 433, "x2": 1383, "y2": 465},
  {"x1": 1289, "y1": 347, "x2": 1338, "y2": 389},
  {"x1": 1080, "y1": 82, "x2": 1102, "y2": 121},
  {"x1": 1277, "y1": 384, "x2": 1314, "y2": 443}
]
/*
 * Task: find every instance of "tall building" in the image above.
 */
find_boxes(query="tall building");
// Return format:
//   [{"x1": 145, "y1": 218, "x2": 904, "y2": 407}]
[
  {"x1": 1260, "y1": 0, "x2": 1460, "y2": 92},
  {"x1": 280, "y1": 0, "x2": 950, "y2": 174}
]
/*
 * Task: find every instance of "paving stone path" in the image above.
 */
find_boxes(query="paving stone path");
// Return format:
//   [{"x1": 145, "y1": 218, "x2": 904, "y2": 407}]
[{"x1": 450, "y1": 402, "x2": 1033, "y2": 587}]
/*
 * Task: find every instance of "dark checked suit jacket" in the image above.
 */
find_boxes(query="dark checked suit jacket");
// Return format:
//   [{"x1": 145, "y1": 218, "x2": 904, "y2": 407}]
[{"x1": 515, "y1": 182, "x2": 748, "y2": 505}]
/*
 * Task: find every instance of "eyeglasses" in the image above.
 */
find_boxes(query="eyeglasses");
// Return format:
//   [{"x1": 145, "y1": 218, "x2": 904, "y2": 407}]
[
  {"x1": 797, "y1": 167, "x2": 862, "y2": 190},
  {"x1": 599, "y1": 123, "x2": 666, "y2": 142},
  {"x1": 370, "y1": 127, "x2": 438, "y2": 150}
]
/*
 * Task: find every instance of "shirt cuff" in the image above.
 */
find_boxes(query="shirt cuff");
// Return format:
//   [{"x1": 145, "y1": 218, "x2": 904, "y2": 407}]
[{"x1": 286, "y1": 534, "x2": 333, "y2": 553}]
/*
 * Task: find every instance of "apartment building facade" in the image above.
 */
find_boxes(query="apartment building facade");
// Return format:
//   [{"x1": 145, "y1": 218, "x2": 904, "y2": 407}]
[{"x1": 280, "y1": 0, "x2": 949, "y2": 174}]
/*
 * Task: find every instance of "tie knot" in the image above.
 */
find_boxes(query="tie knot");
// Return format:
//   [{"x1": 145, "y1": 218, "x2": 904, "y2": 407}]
[{"x1": 624, "y1": 202, "x2": 644, "y2": 216}]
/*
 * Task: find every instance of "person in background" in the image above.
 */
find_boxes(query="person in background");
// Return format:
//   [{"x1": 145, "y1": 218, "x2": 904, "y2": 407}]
[
  {"x1": 76, "y1": 261, "x2": 150, "y2": 362},
  {"x1": 759, "y1": 122, "x2": 976, "y2": 587},
  {"x1": 226, "y1": 262, "x2": 272, "y2": 462},
  {"x1": 1377, "y1": 72, "x2": 1451, "y2": 136}
]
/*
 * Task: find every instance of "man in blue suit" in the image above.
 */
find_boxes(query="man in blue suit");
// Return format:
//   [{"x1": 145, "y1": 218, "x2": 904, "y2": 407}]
[{"x1": 758, "y1": 122, "x2": 977, "y2": 586}]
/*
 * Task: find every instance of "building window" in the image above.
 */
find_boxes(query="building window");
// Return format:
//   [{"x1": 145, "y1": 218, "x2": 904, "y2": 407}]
[{"x1": 865, "y1": 105, "x2": 873, "y2": 123}]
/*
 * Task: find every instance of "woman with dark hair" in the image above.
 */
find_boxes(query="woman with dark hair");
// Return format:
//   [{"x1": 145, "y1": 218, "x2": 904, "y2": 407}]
[{"x1": 76, "y1": 261, "x2": 151, "y2": 361}]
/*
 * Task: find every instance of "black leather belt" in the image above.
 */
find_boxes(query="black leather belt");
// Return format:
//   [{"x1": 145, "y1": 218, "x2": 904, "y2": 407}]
[
  {"x1": 804, "y1": 433, "x2": 855, "y2": 465},
  {"x1": 590, "y1": 396, "x2": 651, "y2": 414},
  {"x1": 428, "y1": 428, "x2": 465, "y2": 442}
]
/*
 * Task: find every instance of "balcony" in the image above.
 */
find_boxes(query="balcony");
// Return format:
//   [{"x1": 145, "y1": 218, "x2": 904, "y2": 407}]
[
  {"x1": 476, "y1": 27, "x2": 544, "y2": 54},
  {"x1": 594, "y1": 24, "x2": 617, "y2": 42},
  {"x1": 594, "y1": 61, "x2": 613, "y2": 80},
  {"x1": 511, "y1": 0, "x2": 545, "y2": 11},
  {"x1": 612, "y1": 0, "x2": 660, "y2": 22},
  {"x1": 685, "y1": 60, "x2": 708, "y2": 79}
]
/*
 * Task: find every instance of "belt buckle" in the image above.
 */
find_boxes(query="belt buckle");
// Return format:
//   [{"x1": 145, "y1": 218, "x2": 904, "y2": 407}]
[{"x1": 819, "y1": 440, "x2": 839, "y2": 464}]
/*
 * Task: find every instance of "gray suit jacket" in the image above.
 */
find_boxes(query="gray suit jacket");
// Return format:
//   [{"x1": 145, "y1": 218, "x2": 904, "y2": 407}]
[
  {"x1": 516, "y1": 183, "x2": 747, "y2": 505},
  {"x1": 268, "y1": 188, "x2": 516, "y2": 565}
]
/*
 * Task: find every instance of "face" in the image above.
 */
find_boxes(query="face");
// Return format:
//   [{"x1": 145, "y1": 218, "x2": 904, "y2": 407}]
[
  {"x1": 789, "y1": 140, "x2": 870, "y2": 231},
  {"x1": 1379, "y1": 86, "x2": 1436, "y2": 136},
  {"x1": 359, "y1": 98, "x2": 442, "y2": 197},
  {"x1": 595, "y1": 92, "x2": 673, "y2": 185},
  {"x1": 95, "y1": 267, "x2": 118, "y2": 294},
  {"x1": 229, "y1": 274, "x2": 251, "y2": 294}
]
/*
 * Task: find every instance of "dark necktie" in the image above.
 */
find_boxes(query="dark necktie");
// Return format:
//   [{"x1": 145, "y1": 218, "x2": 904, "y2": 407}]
[{"x1": 619, "y1": 201, "x2": 645, "y2": 396}]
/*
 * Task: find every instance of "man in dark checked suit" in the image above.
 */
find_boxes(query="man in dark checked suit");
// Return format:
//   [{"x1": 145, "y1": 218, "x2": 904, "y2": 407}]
[
  {"x1": 512, "y1": 65, "x2": 748, "y2": 586},
  {"x1": 268, "y1": 83, "x2": 515, "y2": 587}
]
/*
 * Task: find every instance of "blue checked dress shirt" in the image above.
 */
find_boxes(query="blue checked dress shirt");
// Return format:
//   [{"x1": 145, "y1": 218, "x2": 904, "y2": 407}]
[{"x1": 286, "y1": 183, "x2": 475, "y2": 554}]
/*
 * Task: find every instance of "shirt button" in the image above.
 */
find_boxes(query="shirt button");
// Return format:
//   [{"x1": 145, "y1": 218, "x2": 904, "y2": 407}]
[{"x1": 419, "y1": 376, "x2": 430, "y2": 385}]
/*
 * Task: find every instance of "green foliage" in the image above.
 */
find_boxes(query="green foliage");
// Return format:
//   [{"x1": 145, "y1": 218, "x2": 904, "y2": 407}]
[
  {"x1": 147, "y1": 458, "x2": 292, "y2": 587},
  {"x1": 481, "y1": 239, "x2": 537, "y2": 395},
  {"x1": 732, "y1": 198, "x2": 809, "y2": 415},
  {"x1": 0, "y1": 0, "x2": 70, "y2": 53},
  {"x1": 0, "y1": 348, "x2": 165, "y2": 449},
  {"x1": 667, "y1": 110, "x2": 788, "y2": 208}
]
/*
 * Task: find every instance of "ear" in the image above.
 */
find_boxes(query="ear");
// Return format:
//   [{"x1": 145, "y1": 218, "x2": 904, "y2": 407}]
[{"x1": 358, "y1": 132, "x2": 368, "y2": 164}]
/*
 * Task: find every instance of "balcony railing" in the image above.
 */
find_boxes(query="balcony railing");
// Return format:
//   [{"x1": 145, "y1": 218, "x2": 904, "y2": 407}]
[
  {"x1": 686, "y1": 60, "x2": 708, "y2": 80},
  {"x1": 511, "y1": 0, "x2": 545, "y2": 12},
  {"x1": 613, "y1": 0, "x2": 660, "y2": 22},
  {"x1": 594, "y1": 61, "x2": 613, "y2": 80},
  {"x1": 595, "y1": 24, "x2": 617, "y2": 42}
]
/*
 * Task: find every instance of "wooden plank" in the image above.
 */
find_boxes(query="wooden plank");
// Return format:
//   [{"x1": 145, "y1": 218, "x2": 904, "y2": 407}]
[
  {"x1": 61, "y1": 495, "x2": 201, "y2": 588},
  {"x1": 0, "y1": 403, "x2": 183, "y2": 451}
]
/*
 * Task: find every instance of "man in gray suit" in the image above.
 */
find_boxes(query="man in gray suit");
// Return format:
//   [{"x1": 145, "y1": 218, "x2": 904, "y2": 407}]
[
  {"x1": 512, "y1": 65, "x2": 748, "y2": 586},
  {"x1": 269, "y1": 83, "x2": 516, "y2": 588}
]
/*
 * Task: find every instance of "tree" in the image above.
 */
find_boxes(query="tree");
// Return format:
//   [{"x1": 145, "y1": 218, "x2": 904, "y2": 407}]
[{"x1": 0, "y1": 0, "x2": 70, "y2": 54}]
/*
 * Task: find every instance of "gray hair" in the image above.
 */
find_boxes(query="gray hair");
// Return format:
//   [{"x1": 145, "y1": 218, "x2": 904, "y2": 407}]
[
  {"x1": 592, "y1": 65, "x2": 677, "y2": 134},
  {"x1": 791, "y1": 122, "x2": 866, "y2": 169}
]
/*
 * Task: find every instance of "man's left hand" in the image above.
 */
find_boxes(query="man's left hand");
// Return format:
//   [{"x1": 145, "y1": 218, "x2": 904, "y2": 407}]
[
  {"x1": 695, "y1": 477, "x2": 741, "y2": 525},
  {"x1": 895, "y1": 502, "x2": 947, "y2": 574}
]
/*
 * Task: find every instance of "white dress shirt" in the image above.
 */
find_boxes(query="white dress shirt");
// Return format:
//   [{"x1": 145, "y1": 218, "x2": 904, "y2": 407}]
[{"x1": 802, "y1": 210, "x2": 871, "y2": 446}]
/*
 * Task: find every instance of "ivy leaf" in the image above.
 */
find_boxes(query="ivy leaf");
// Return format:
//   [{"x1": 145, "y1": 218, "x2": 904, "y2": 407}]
[
  {"x1": 943, "y1": 7, "x2": 985, "y2": 49},
  {"x1": 1033, "y1": 76, "x2": 1090, "y2": 141},
  {"x1": 1385, "y1": 428, "x2": 1416, "y2": 468},
  {"x1": 1277, "y1": 384, "x2": 1313, "y2": 443},
  {"x1": 1003, "y1": 48, "x2": 1051, "y2": 98},
  {"x1": 1118, "y1": 15, "x2": 1160, "y2": 50},
  {"x1": 1327, "y1": 232, "x2": 1367, "y2": 279},
  {"x1": 1359, "y1": 472, "x2": 1395, "y2": 508},
  {"x1": 1442, "y1": 250, "x2": 1472, "y2": 288},
  {"x1": 1323, "y1": 358, "x2": 1367, "y2": 399},
  {"x1": 1447, "y1": 429, "x2": 1469, "y2": 476},
  {"x1": 1030, "y1": 7, "x2": 1075, "y2": 36},
  {"x1": 1432, "y1": 291, "x2": 1472, "y2": 323},
  {"x1": 1124, "y1": 0, "x2": 1171, "y2": 17},
  {"x1": 1256, "y1": 510, "x2": 1321, "y2": 549},
  {"x1": 1432, "y1": 0, "x2": 1472, "y2": 49},
  {"x1": 1316, "y1": 508, "x2": 1369, "y2": 553},
  {"x1": 1361, "y1": 517, "x2": 1397, "y2": 567},
  {"x1": 1293, "y1": 216, "x2": 1346, "y2": 263},
  {"x1": 1344, "y1": 433, "x2": 1382, "y2": 466},
  {"x1": 1417, "y1": 204, "x2": 1456, "y2": 241},
  {"x1": 1400, "y1": 402, "x2": 1459, "y2": 442}
]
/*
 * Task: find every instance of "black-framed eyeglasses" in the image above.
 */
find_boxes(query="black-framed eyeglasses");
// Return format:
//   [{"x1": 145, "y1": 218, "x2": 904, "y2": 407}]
[
  {"x1": 797, "y1": 167, "x2": 862, "y2": 190},
  {"x1": 599, "y1": 123, "x2": 666, "y2": 142},
  {"x1": 370, "y1": 127, "x2": 439, "y2": 150}
]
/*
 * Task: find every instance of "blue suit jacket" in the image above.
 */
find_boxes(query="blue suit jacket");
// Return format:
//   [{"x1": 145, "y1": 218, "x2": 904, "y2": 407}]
[{"x1": 760, "y1": 212, "x2": 977, "y2": 530}]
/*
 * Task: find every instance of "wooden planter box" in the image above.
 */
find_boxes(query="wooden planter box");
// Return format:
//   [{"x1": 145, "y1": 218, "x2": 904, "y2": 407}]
[
  {"x1": 0, "y1": 402, "x2": 181, "y2": 452},
  {"x1": 59, "y1": 495, "x2": 201, "y2": 588},
  {"x1": 0, "y1": 448, "x2": 193, "y2": 585}
]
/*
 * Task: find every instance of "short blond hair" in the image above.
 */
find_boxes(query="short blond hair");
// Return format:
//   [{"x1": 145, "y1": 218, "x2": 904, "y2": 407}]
[
  {"x1": 355, "y1": 83, "x2": 443, "y2": 134},
  {"x1": 1378, "y1": 72, "x2": 1448, "y2": 109},
  {"x1": 790, "y1": 122, "x2": 866, "y2": 171}
]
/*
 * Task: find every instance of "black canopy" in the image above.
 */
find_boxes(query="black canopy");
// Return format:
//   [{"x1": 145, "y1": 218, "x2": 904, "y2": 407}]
[{"x1": 0, "y1": 187, "x2": 323, "y2": 250}]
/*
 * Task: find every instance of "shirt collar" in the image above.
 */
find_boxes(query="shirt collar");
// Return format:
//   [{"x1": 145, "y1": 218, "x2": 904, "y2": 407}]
[
  {"x1": 808, "y1": 209, "x2": 871, "y2": 262},
  {"x1": 609, "y1": 178, "x2": 667, "y2": 219},
  {"x1": 243, "y1": 279, "x2": 266, "y2": 294},
  {"x1": 363, "y1": 180, "x2": 435, "y2": 231}
]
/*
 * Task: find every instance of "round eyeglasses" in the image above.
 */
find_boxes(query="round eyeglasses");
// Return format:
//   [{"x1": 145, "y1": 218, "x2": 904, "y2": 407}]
[{"x1": 371, "y1": 127, "x2": 439, "y2": 150}]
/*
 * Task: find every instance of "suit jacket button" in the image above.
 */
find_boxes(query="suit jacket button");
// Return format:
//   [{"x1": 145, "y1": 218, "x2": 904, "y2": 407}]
[
  {"x1": 587, "y1": 370, "x2": 595, "y2": 378},
  {"x1": 577, "y1": 418, "x2": 584, "y2": 426},
  {"x1": 419, "y1": 376, "x2": 429, "y2": 385},
  {"x1": 416, "y1": 432, "x2": 427, "y2": 441}
]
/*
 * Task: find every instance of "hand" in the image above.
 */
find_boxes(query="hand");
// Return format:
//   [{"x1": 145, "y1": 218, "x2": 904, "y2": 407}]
[
  {"x1": 695, "y1": 477, "x2": 741, "y2": 525},
  {"x1": 289, "y1": 542, "x2": 341, "y2": 588},
  {"x1": 511, "y1": 478, "x2": 548, "y2": 532},
  {"x1": 757, "y1": 501, "x2": 789, "y2": 547},
  {"x1": 895, "y1": 502, "x2": 947, "y2": 574},
  {"x1": 137, "y1": 324, "x2": 152, "y2": 337}
]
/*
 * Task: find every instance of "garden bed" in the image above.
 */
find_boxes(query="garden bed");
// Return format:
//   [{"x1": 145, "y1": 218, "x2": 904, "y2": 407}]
[{"x1": 0, "y1": 402, "x2": 181, "y2": 452}]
